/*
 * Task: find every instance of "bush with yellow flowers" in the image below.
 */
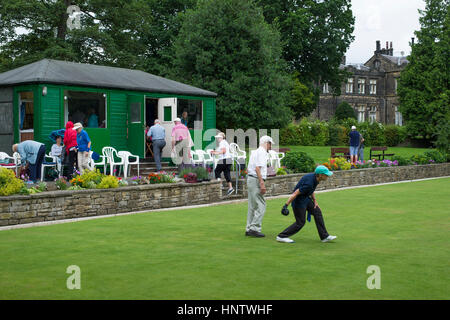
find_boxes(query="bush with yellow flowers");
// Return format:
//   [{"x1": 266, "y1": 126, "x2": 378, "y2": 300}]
[{"x1": 0, "y1": 167, "x2": 25, "y2": 196}]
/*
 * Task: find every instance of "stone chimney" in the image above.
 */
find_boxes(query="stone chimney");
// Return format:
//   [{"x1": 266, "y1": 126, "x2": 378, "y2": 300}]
[
  {"x1": 389, "y1": 42, "x2": 393, "y2": 56},
  {"x1": 375, "y1": 40, "x2": 381, "y2": 54}
]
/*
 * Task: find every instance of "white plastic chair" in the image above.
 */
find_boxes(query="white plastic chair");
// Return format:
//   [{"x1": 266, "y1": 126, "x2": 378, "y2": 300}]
[
  {"x1": 229, "y1": 143, "x2": 247, "y2": 161},
  {"x1": 117, "y1": 151, "x2": 139, "y2": 178},
  {"x1": 0, "y1": 151, "x2": 20, "y2": 176},
  {"x1": 268, "y1": 150, "x2": 285, "y2": 170},
  {"x1": 102, "y1": 147, "x2": 125, "y2": 176},
  {"x1": 41, "y1": 153, "x2": 58, "y2": 181},
  {"x1": 191, "y1": 150, "x2": 204, "y2": 166},
  {"x1": 49, "y1": 150, "x2": 64, "y2": 177}
]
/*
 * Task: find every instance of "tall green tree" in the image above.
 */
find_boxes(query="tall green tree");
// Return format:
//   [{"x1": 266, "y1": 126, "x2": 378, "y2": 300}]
[
  {"x1": 0, "y1": 0, "x2": 194, "y2": 74},
  {"x1": 289, "y1": 72, "x2": 316, "y2": 119},
  {"x1": 397, "y1": 0, "x2": 449, "y2": 150},
  {"x1": 255, "y1": 0, "x2": 355, "y2": 94},
  {"x1": 171, "y1": 0, "x2": 293, "y2": 130}
]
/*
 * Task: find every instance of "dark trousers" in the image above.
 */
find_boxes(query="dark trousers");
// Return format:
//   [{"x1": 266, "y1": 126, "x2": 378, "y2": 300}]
[
  {"x1": 63, "y1": 150, "x2": 77, "y2": 180},
  {"x1": 215, "y1": 159, "x2": 232, "y2": 183},
  {"x1": 152, "y1": 139, "x2": 166, "y2": 171},
  {"x1": 28, "y1": 145, "x2": 46, "y2": 181},
  {"x1": 278, "y1": 200, "x2": 329, "y2": 240}
]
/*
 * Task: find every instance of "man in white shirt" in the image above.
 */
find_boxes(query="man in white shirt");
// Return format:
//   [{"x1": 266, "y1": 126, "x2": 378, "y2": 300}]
[{"x1": 245, "y1": 135, "x2": 273, "y2": 237}]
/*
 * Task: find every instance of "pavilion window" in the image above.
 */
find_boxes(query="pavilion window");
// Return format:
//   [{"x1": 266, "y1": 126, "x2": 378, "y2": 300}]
[
  {"x1": 177, "y1": 99, "x2": 203, "y2": 129},
  {"x1": 64, "y1": 91, "x2": 107, "y2": 128}
]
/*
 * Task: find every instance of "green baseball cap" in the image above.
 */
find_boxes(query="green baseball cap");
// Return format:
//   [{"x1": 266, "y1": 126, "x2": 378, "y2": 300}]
[{"x1": 315, "y1": 165, "x2": 333, "y2": 176}]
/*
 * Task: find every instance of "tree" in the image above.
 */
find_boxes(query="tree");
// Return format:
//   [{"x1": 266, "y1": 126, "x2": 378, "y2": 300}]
[
  {"x1": 255, "y1": 0, "x2": 355, "y2": 94},
  {"x1": 335, "y1": 101, "x2": 356, "y2": 120},
  {"x1": 0, "y1": 0, "x2": 195, "y2": 74},
  {"x1": 171, "y1": 0, "x2": 293, "y2": 130},
  {"x1": 397, "y1": 0, "x2": 449, "y2": 150},
  {"x1": 289, "y1": 72, "x2": 316, "y2": 119}
]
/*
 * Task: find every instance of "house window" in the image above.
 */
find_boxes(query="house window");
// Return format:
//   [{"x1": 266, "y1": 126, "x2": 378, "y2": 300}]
[
  {"x1": 346, "y1": 78, "x2": 353, "y2": 93},
  {"x1": 357, "y1": 106, "x2": 365, "y2": 123},
  {"x1": 322, "y1": 83, "x2": 329, "y2": 94},
  {"x1": 177, "y1": 99, "x2": 203, "y2": 129},
  {"x1": 368, "y1": 106, "x2": 377, "y2": 123},
  {"x1": 395, "y1": 106, "x2": 403, "y2": 126},
  {"x1": 370, "y1": 79, "x2": 377, "y2": 95},
  {"x1": 374, "y1": 60, "x2": 381, "y2": 69},
  {"x1": 358, "y1": 78, "x2": 366, "y2": 94},
  {"x1": 394, "y1": 78, "x2": 398, "y2": 94},
  {"x1": 65, "y1": 91, "x2": 107, "y2": 128}
]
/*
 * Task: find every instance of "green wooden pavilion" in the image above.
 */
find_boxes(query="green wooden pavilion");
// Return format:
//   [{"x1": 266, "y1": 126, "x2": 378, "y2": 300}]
[{"x1": 0, "y1": 59, "x2": 217, "y2": 159}]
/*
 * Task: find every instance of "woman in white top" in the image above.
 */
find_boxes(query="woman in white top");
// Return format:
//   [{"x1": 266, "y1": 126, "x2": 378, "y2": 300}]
[{"x1": 210, "y1": 132, "x2": 234, "y2": 195}]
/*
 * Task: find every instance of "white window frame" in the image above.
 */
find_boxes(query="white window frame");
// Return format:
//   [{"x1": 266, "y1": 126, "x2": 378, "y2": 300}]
[
  {"x1": 358, "y1": 78, "x2": 365, "y2": 94},
  {"x1": 368, "y1": 106, "x2": 377, "y2": 123},
  {"x1": 370, "y1": 79, "x2": 377, "y2": 95},
  {"x1": 395, "y1": 106, "x2": 403, "y2": 126},
  {"x1": 357, "y1": 106, "x2": 365, "y2": 123},
  {"x1": 322, "y1": 83, "x2": 329, "y2": 94},
  {"x1": 346, "y1": 78, "x2": 353, "y2": 93}
]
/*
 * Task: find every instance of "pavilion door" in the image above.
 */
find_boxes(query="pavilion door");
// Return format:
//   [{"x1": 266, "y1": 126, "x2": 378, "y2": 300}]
[
  {"x1": 127, "y1": 94, "x2": 145, "y2": 158},
  {"x1": 158, "y1": 98, "x2": 177, "y2": 158}
]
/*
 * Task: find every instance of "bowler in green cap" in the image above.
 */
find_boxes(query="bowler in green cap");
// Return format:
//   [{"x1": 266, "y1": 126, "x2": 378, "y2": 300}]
[{"x1": 276, "y1": 165, "x2": 337, "y2": 243}]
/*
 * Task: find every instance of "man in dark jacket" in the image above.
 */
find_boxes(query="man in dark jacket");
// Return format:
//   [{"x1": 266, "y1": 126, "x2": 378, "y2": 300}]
[{"x1": 277, "y1": 165, "x2": 337, "y2": 244}]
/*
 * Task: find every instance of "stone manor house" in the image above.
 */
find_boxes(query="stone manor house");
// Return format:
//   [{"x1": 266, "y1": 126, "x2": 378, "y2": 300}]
[{"x1": 313, "y1": 40, "x2": 409, "y2": 125}]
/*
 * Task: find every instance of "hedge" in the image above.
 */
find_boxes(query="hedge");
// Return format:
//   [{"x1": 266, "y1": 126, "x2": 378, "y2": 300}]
[{"x1": 280, "y1": 118, "x2": 408, "y2": 147}]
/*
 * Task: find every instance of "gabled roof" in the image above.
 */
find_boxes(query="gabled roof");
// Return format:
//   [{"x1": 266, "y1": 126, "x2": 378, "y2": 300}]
[
  {"x1": 379, "y1": 54, "x2": 409, "y2": 66},
  {"x1": 0, "y1": 59, "x2": 217, "y2": 97}
]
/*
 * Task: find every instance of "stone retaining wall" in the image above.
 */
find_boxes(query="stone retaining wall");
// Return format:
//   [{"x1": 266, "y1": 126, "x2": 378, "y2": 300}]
[
  {"x1": 241, "y1": 163, "x2": 450, "y2": 197},
  {"x1": 0, "y1": 181, "x2": 221, "y2": 226},
  {"x1": 1, "y1": 163, "x2": 449, "y2": 226}
]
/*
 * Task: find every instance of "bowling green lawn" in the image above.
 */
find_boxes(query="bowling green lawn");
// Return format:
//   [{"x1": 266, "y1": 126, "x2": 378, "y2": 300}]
[{"x1": 0, "y1": 177, "x2": 449, "y2": 300}]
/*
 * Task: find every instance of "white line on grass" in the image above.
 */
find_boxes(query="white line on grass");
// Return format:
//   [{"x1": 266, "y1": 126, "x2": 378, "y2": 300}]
[{"x1": 1, "y1": 176, "x2": 449, "y2": 231}]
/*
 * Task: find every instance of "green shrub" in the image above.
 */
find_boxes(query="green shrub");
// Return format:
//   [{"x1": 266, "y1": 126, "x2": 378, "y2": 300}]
[
  {"x1": 280, "y1": 122, "x2": 300, "y2": 145},
  {"x1": 276, "y1": 167, "x2": 288, "y2": 175},
  {"x1": 280, "y1": 151, "x2": 315, "y2": 173},
  {"x1": 384, "y1": 125, "x2": 408, "y2": 147},
  {"x1": 410, "y1": 154, "x2": 429, "y2": 165},
  {"x1": 55, "y1": 177, "x2": 68, "y2": 190},
  {"x1": 80, "y1": 169, "x2": 104, "y2": 187},
  {"x1": 391, "y1": 155, "x2": 412, "y2": 166},
  {"x1": 327, "y1": 124, "x2": 345, "y2": 146},
  {"x1": 0, "y1": 168, "x2": 25, "y2": 196},
  {"x1": 85, "y1": 181, "x2": 98, "y2": 189},
  {"x1": 365, "y1": 122, "x2": 386, "y2": 146},
  {"x1": 424, "y1": 150, "x2": 446, "y2": 163},
  {"x1": 36, "y1": 181, "x2": 47, "y2": 192},
  {"x1": 97, "y1": 175, "x2": 119, "y2": 189},
  {"x1": 192, "y1": 166, "x2": 210, "y2": 180},
  {"x1": 335, "y1": 102, "x2": 356, "y2": 120}
]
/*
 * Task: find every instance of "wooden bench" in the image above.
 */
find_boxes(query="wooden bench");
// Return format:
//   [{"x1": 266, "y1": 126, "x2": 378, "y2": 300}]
[
  {"x1": 278, "y1": 148, "x2": 291, "y2": 153},
  {"x1": 331, "y1": 147, "x2": 350, "y2": 160},
  {"x1": 369, "y1": 146, "x2": 395, "y2": 160}
]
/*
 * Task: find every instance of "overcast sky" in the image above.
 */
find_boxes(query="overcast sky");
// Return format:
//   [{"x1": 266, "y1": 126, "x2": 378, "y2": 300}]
[{"x1": 345, "y1": 0, "x2": 426, "y2": 64}]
